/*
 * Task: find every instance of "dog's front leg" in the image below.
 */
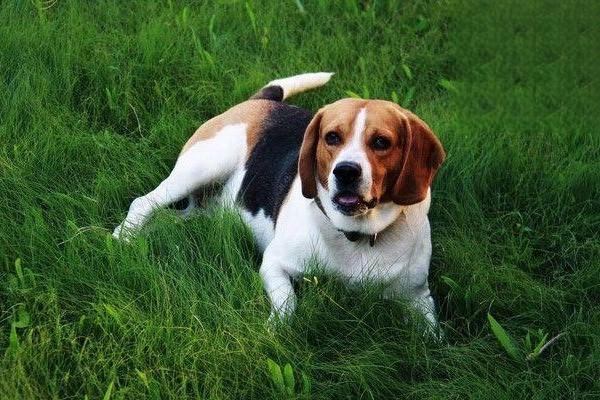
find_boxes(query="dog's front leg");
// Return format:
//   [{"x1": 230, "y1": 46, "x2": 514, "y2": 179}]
[
  {"x1": 410, "y1": 287, "x2": 440, "y2": 332},
  {"x1": 259, "y1": 255, "x2": 296, "y2": 322},
  {"x1": 406, "y1": 220, "x2": 443, "y2": 339},
  {"x1": 384, "y1": 282, "x2": 442, "y2": 339}
]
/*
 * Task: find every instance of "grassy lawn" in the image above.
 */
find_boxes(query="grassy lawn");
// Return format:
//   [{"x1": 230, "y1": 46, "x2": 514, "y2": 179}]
[{"x1": 1, "y1": 0, "x2": 598, "y2": 398}]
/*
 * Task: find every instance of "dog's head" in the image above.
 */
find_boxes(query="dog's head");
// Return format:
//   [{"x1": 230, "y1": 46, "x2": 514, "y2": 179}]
[{"x1": 299, "y1": 99, "x2": 445, "y2": 232}]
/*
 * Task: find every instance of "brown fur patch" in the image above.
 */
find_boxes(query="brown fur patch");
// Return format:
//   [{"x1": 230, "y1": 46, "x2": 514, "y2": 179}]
[
  {"x1": 362, "y1": 100, "x2": 409, "y2": 202},
  {"x1": 180, "y1": 99, "x2": 275, "y2": 156}
]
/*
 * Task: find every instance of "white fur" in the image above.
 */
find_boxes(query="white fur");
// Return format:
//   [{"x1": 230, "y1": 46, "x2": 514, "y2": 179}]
[
  {"x1": 260, "y1": 178, "x2": 437, "y2": 329},
  {"x1": 267, "y1": 72, "x2": 334, "y2": 100},
  {"x1": 222, "y1": 167, "x2": 276, "y2": 251},
  {"x1": 221, "y1": 166, "x2": 246, "y2": 207},
  {"x1": 113, "y1": 123, "x2": 247, "y2": 240},
  {"x1": 242, "y1": 209, "x2": 275, "y2": 252}
]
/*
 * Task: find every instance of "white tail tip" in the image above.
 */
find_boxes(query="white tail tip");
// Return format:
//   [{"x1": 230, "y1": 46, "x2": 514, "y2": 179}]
[{"x1": 267, "y1": 72, "x2": 334, "y2": 100}]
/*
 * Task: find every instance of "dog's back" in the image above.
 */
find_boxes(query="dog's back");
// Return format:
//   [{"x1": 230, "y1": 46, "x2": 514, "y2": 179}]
[{"x1": 238, "y1": 102, "x2": 313, "y2": 224}]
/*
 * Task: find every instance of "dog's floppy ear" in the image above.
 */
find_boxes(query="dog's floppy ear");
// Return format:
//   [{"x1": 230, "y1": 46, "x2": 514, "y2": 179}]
[
  {"x1": 298, "y1": 108, "x2": 324, "y2": 198},
  {"x1": 391, "y1": 107, "x2": 445, "y2": 205}
]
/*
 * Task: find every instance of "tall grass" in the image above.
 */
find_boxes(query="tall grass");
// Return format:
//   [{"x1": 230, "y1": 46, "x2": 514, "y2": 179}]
[{"x1": 1, "y1": 0, "x2": 598, "y2": 398}]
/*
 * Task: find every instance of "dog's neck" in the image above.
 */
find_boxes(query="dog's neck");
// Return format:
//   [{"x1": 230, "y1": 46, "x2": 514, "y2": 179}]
[
  {"x1": 313, "y1": 196, "x2": 379, "y2": 246},
  {"x1": 313, "y1": 185, "x2": 431, "y2": 246}
]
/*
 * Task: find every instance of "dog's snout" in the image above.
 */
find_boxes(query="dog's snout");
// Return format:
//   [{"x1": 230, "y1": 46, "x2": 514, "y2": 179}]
[{"x1": 333, "y1": 161, "x2": 362, "y2": 185}]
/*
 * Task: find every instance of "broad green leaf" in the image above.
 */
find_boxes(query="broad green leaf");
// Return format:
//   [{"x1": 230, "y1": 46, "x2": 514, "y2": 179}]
[
  {"x1": 301, "y1": 372, "x2": 312, "y2": 395},
  {"x1": 136, "y1": 369, "x2": 150, "y2": 389},
  {"x1": 402, "y1": 87, "x2": 415, "y2": 108},
  {"x1": 181, "y1": 7, "x2": 189, "y2": 27},
  {"x1": 102, "y1": 380, "x2": 114, "y2": 400},
  {"x1": 361, "y1": 85, "x2": 370, "y2": 99},
  {"x1": 402, "y1": 64, "x2": 413, "y2": 80},
  {"x1": 415, "y1": 16, "x2": 428, "y2": 32},
  {"x1": 245, "y1": 2, "x2": 257, "y2": 33},
  {"x1": 439, "y1": 79, "x2": 459, "y2": 94},
  {"x1": 524, "y1": 331, "x2": 532, "y2": 350},
  {"x1": 208, "y1": 14, "x2": 217, "y2": 43},
  {"x1": 283, "y1": 363, "x2": 295, "y2": 396},
  {"x1": 103, "y1": 304, "x2": 121, "y2": 325},
  {"x1": 488, "y1": 313, "x2": 520, "y2": 360},
  {"x1": 441, "y1": 276, "x2": 459, "y2": 291},
  {"x1": 8, "y1": 323, "x2": 19, "y2": 353},
  {"x1": 13, "y1": 308, "x2": 31, "y2": 328},
  {"x1": 266, "y1": 358, "x2": 284, "y2": 391},
  {"x1": 294, "y1": 0, "x2": 306, "y2": 14},
  {"x1": 15, "y1": 258, "x2": 24, "y2": 284},
  {"x1": 529, "y1": 333, "x2": 549, "y2": 359}
]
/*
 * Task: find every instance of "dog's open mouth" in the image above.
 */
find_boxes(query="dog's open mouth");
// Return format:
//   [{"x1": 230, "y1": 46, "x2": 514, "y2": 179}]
[{"x1": 333, "y1": 192, "x2": 375, "y2": 215}]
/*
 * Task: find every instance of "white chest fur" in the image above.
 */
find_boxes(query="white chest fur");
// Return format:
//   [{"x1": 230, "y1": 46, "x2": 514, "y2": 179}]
[
  {"x1": 232, "y1": 173, "x2": 437, "y2": 326},
  {"x1": 313, "y1": 212, "x2": 431, "y2": 288},
  {"x1": 240, "y1": 177, "x2": 432, "y2": 288}
]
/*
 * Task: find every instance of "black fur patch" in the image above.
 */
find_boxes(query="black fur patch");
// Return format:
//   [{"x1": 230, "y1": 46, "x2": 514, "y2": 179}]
[
  {"x1": 250, "y1": 85, "x2": 284, "y2": 101},
  {"x1": 239, "y1": 102, "x2": 313, "y2": 223}
]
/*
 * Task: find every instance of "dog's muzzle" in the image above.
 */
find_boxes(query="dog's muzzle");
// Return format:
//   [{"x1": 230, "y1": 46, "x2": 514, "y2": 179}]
[{"x1": 331, "y1": 161, "x2": 376, "y2": 215}]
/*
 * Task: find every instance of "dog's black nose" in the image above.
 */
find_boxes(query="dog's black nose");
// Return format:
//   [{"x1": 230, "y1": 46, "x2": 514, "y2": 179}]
[{"x1": 333, "y1": 161, "x2": 362, "y2": 185}]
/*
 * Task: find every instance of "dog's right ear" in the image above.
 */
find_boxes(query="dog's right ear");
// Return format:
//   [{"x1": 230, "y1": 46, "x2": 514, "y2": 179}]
[{"x1": 298, "y1": 108, "x2": 324, "y2": 199}]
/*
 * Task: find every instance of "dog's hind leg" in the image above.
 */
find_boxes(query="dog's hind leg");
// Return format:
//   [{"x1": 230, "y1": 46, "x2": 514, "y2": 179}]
[
  {"x1": 113, "y1": 123, "x2": 247, "y2": 241},
  {"x1": 171, "y1": 193, "x2": 198, "y2": 219}
]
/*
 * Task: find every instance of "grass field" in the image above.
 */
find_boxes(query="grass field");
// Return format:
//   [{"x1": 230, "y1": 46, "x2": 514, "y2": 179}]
[{"x1": 1, "y1": 0, "x2": 599, "y2": 398}]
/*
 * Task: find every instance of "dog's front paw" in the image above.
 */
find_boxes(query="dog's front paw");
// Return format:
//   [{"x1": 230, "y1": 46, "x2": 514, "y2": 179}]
[
  {"x1": 266, "y1": 307, "x2": 294, "y2": 329},
  {"x1": 112, "y1": 221, "x2": 135, "y2": 242},
  {"x1": 422, "y1": 321, "x2": 446, "y2": 344},
  {"x1": 267, "y1": 310, "x2": 283, "y2": 327}
]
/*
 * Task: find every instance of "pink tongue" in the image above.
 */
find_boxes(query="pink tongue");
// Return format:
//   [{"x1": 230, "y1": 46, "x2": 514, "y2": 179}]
[{"x1": 337, "y1": 195, "x2": 360, "y2": 206}]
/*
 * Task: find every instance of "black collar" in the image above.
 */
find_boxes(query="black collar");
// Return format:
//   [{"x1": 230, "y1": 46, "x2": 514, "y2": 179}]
[{"x1": 313, "y1": 197, "x2": 378, "y2": 247}]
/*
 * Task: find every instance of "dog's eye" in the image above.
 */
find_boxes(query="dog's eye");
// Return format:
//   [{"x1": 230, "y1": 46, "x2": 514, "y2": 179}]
[
  {"x1": 325, "y1": 131, "x2": 342, "y2": 146},
  {"x1": 371, "y1": 135, "x2": 391, "y2": 151}
]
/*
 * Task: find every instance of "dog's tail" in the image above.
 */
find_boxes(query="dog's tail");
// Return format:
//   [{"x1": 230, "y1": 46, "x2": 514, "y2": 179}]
[{"x1": 251, "y1": 72, "x2": 334, "y2": 102}]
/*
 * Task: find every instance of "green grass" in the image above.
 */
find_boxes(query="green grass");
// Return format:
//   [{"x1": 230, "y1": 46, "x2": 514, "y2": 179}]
[{"x1": 1, "y1": 0, "x2": 599, "y2": 398}]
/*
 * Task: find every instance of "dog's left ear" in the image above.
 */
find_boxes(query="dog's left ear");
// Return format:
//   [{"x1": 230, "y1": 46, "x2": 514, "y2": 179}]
[
  {"x1": 298, "y1": 108, "x2": 324, "y2": 198},
  {"x1": 391, "y1": 107, "x2": 445, "y2": 205}
]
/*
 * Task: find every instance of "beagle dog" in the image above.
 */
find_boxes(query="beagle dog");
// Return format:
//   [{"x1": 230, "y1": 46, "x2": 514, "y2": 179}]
[{"x1": 113, "y1": 72, "x2": 445, "y2": 329}]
